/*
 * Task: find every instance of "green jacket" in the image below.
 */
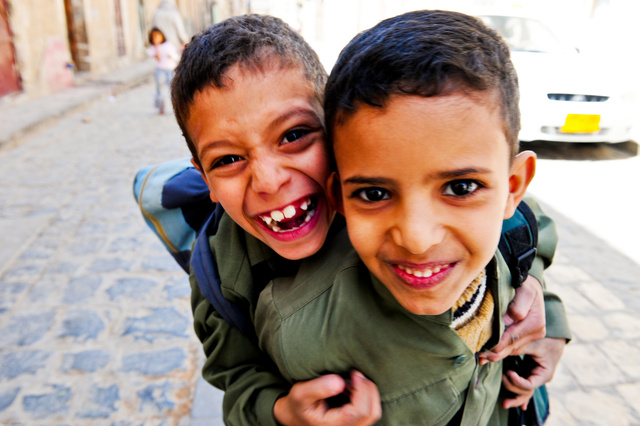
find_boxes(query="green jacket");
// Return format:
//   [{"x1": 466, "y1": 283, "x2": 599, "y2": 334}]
[
  {"x1": 256, "y1": 227, "x2": 512, "y2": 425},
  {"x1": 191, "y1": 198, "x2": 570, "y2": 425}
]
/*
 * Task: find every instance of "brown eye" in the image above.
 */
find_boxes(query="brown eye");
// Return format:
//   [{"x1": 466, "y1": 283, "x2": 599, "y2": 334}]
[
  {"x1": 357, "y1": 188, "x2": 390, "y2": 202},
  {"x1": 213, "y1": 155, "x2": 243, "y2": 169},
  {"x1": 444, "y1": 180, "x2": 480, "y2": 197},
  {"x1": 282, "y1": 128, "x2": 313, "y2": 144}
]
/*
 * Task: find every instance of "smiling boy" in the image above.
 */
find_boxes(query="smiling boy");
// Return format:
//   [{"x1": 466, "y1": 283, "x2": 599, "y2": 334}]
[
  {"x1": 135, "y1": 13, "x2": 569, "y2": 425},
  {"x1": 182, "y1": 63, "x2": 333, "y2": 260},
  {"x1": 254, "y1": 9, "x2": 570, "y2": 424}
]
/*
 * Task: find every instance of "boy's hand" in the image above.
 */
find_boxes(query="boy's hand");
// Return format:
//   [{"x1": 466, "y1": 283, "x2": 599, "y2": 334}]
[
  {"x1": 273, "y1": 371, "x2": 381, "y2": 426},
  {"x1": 479, "y1": 275, "x2": 546, "y2": 364},
  {"x1": 502, "y1": 337, "x2": 566, "y2": 409}
]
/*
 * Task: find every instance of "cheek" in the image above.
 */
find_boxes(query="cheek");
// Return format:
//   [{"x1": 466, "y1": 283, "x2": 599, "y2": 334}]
[
  {"x1": 467, "y1": 213, "x2": 503, "y2": 259},
  {"x1": 305, "y1": 145, "x2": 331, "y2": 182},
  {"x1": 208, "y1": 178, "x2": 246, "y2": 213},
  {"x1": 344, "y1": 212, "x2": 380, "y2": 257}
]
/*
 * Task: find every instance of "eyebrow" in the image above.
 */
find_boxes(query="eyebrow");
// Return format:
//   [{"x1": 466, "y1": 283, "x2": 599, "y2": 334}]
[
  {"x1": 436, "y1": 168, "x2": 493, "y2": 178},
  {"x1": 266, "y1": 107, "x2": 321, "y2": 134},
  {"x1": 342, "y1": 168, "x2": 493, "y2": 186},
  {"x1": 343, "y1": 176, "x2": 394, "y2": 186}
]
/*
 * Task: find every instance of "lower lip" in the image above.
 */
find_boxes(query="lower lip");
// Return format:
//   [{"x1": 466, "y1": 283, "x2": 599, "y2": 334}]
[
  {"x1": 391, "y1": 263, "x2": 454, "y2": 290},
  {"x1": 258, "y1": 200, "x2": 323, "y2": 242}
]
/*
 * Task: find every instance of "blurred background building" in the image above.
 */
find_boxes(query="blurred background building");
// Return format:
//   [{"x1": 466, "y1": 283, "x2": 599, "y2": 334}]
[
  {"x1": 0, "y1": 0, "x2": 249, "y2": 102},
  {"x1": 1, "y1": 0, "x2": 637, "y2": 106}
]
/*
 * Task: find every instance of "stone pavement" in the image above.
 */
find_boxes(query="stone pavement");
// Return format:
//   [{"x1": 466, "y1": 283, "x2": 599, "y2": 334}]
[{"x1": 0, "y1": 61, "x2": 639, "y2": 425}]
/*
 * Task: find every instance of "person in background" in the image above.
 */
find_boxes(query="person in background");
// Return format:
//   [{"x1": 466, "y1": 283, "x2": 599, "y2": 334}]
[
  {"x1": 147, "y1": 27, "x2": 179, "y2": 114},
  {"x1": 151, "y1": 0, "x2": 189, "y2": 51}
]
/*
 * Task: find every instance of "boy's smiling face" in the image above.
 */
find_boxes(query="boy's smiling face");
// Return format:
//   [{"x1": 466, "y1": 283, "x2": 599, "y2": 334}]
[
  {"x1": 331, "y1": 91, "x2": 534, "y2": 315},
  {"x1": 186, "y1": 63, "x2": 334, "y2": 260}
]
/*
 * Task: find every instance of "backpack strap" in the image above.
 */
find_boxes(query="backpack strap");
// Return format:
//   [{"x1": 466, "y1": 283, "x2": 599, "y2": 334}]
[
  {"x1": 191, "y1": 204, "x2": 252, "y2": 335},
  {"x1": 498, "y1": 201, "x2": 538, "y2": 289}
]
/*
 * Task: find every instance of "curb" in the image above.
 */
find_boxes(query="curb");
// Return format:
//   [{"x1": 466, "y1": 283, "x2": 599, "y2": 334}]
[{"x1": 0, "y1": 59, "x2": 155, "y2": 152}]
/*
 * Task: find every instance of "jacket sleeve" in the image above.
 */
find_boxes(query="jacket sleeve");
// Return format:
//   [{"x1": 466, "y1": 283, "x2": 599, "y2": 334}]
[
  {"x1": 191, "y1": 273, "x2": 289, "y2": 426},
  {"x1": 524, "y1": 196, "x2": 572, "y2": 341}
]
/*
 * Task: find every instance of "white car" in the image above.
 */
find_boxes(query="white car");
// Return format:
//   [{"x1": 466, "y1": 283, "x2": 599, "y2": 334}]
[{"x1": 479, "y1": 14, "x2": 638, "y2": 144}]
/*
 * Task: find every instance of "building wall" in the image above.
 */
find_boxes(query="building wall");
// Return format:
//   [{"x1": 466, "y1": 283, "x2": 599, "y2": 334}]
[
  {"x1": 3, "y1": 0, "x2": 235, "y2": 102},
  {"x1": 8, "y1": 0, "x2": 73, "y2": 98}
]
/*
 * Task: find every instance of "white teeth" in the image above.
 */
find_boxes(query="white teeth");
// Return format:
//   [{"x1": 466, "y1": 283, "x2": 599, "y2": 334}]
[
  {"x1": 260, "y1": 198, "x2": 315, "y2": 231},
  {"x1": 270, "y1": 210, "x2": 285, "y2": 222},
  {"x1": 304, "y1": 209, "x2": 315, "y2": 222},
  {"x1": 398, "y1": 265, "x2": 443, "y2": 278},
  {"x1": 283, "y1": 205, "x2": 296, "y2": 219}
]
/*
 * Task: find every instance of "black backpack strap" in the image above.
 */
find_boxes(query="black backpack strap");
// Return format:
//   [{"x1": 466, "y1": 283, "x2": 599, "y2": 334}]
[
  {"x1": 191, "y1": 205, "x2": 252, "y2": 335},
  {"x1": 498, "y1": 201, "x2": 538, "y2": 289}
]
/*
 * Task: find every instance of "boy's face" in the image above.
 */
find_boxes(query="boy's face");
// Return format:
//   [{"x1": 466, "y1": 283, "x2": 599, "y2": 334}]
[
  {"x1": 186, "y1": 64, "x2": 334, "y2": 260},
  {"x1": 331, "y1": 91, "x2": 534, "y2": 315}
]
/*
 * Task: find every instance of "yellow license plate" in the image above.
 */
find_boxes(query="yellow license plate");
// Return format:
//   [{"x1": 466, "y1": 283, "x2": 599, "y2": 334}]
[{"x1": 561, "y1": 114, "x2": 601, "y2": 133}]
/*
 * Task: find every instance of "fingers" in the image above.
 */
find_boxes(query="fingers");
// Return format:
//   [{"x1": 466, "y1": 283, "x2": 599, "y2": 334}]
[
  {"x1": 480, "y1": 277, "x2": 546, "y2": 363},
  {"x1": 289, "y1": 374, "x2": 347, "y2": 403},
  {"x1": 503, "y1": 391, "x2": 533, "y2": 410},
  {"x1": 274, "y1": 375, "x2": 347, "y2": 426},
  {"x1": 347, "y1": 371, "x2": 382, "y2": 423},
  {"x1": 502, "y1": 371, "x2": 534, "y2": 410},
  {"x1": 320, "y1": 371, "x2": 382, "y2": 426},
  {"x1": 274, "y1": 373, "x2": 381, "y2": 426}
]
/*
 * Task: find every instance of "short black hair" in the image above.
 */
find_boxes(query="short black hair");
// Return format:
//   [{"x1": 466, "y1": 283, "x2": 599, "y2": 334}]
[
  {"x1": 171, "y1": 14, "x2": 327, "y2": 167},
  {"x1": 324, "y1": 9, "x2": 521, "y2": 157}
]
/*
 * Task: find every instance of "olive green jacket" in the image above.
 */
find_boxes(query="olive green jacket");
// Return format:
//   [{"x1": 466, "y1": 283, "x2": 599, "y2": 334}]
[
  {"x1": 191, "y1": 198, "x2": 570, "y2": 425},
  {"x1": 255, "y1": 228, "x2": 515, "y2": 425}
]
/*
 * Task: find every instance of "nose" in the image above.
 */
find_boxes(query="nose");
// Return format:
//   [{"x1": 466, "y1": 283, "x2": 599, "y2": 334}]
[
  {"x1": 250, "y1": 153, "x2": 291, "y2": 196},
  {"x1": 390, "y1": 198, "x2": 445, "y2": 255}
]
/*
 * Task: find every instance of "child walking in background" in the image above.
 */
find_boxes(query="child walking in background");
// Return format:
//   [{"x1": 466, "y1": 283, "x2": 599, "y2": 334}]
[{"x1": 147, "y1": 27, "x2": 179, "y2": 114}]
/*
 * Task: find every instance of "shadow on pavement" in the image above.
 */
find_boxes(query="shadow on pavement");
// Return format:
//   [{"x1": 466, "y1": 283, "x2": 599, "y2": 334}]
[{"x1": 521, "y1": 140, "x2": 638, "y2": 161}]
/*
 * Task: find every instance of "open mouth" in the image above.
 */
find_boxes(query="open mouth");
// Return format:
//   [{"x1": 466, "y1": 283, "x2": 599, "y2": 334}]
[{"x1": 257, "y1": 196, "x2": 318, "y2": 233}]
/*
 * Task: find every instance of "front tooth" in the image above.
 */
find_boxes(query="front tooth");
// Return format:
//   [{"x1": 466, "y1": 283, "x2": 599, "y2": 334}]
[
  {"x1": 414, "y1": 270, "x2": 423, "y2": 278},
  {"x1": 271, "y1": 210, "x2": 285, "y2": 222},
  {"x1": 283, "y1": 205, "x2": 296, "y2": 219},
  {"x1": 300, "y1": 201, "x2": 308, "y2": 211},
  {"x1": 423, "y1": 270, "x2": 433, "y2": 278}
]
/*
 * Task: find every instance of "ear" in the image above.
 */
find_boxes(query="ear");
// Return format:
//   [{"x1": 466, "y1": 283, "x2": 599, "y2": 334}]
[
  {"x1": 503, "y1": 150, "x2": 536, "y2": 219},
  {"x1": 191, "y1": 157, "x2": 219, "y2": 203},
  {"x1": 326, "y1": 172, "x2": 344, "y2": 215}
]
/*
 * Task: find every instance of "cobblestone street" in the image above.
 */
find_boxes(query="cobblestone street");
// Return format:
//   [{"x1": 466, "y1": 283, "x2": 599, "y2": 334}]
[
  {"x1": 0, "y1": 74, "x2": 639, "y2": 424},
  {"x1": 0, "y1": 81, "x2": 222, "y2": 424}
]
